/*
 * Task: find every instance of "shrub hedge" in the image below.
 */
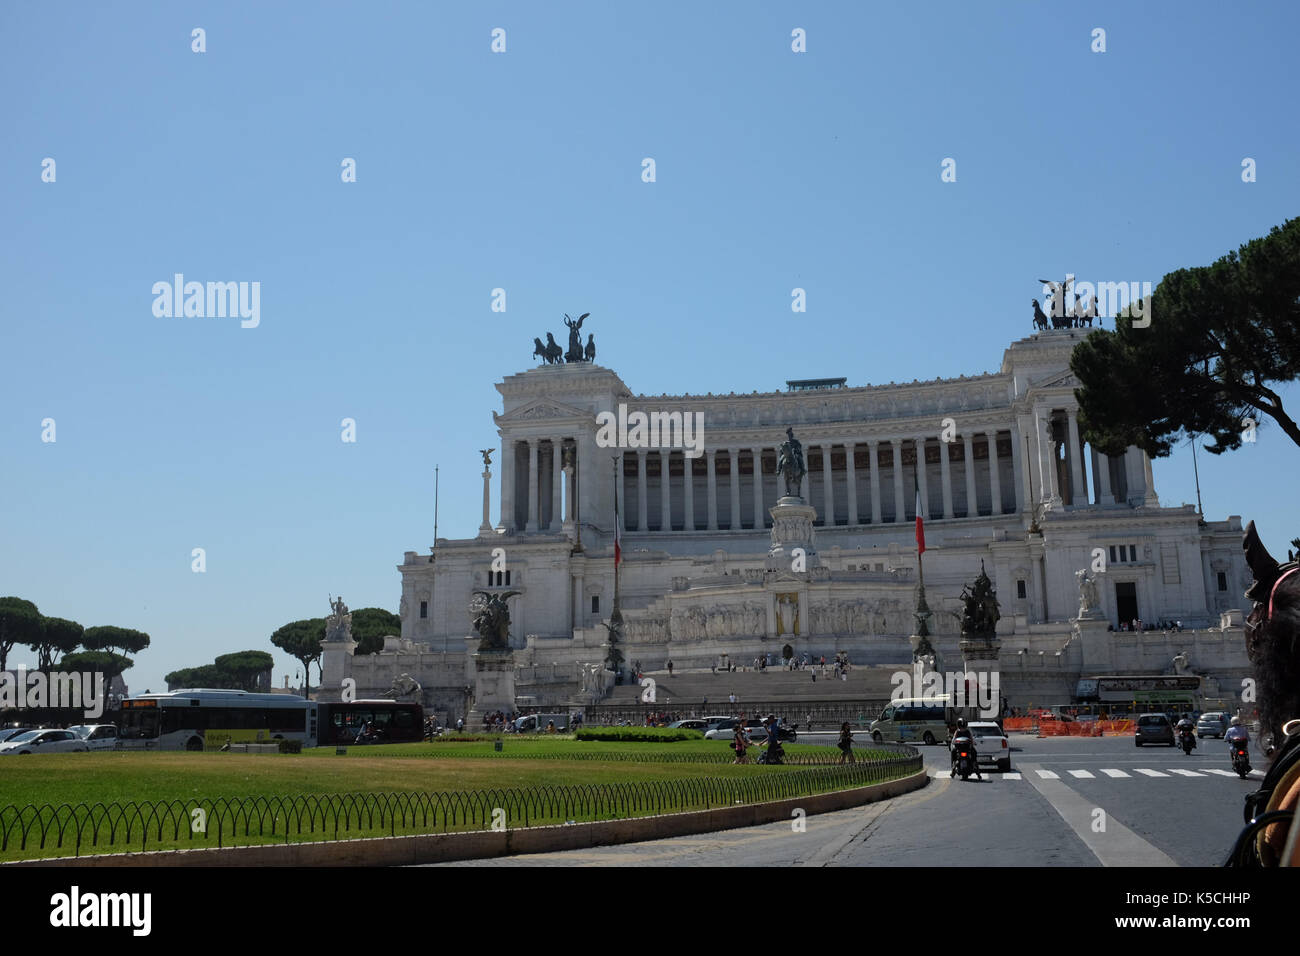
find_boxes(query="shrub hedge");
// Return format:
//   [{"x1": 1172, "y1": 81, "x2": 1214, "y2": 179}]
[{"x1": 575, "y1": 727, "x2": 705, "y2": 742}]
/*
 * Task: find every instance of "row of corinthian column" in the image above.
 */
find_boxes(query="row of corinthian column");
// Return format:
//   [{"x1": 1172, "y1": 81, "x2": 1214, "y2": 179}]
[
  {"x1": 495, "y1": 413, "x2": 1148, "y2": 533},
  {"x1": 616, "y1": 433, "x2": 1011, "y2": 532}
]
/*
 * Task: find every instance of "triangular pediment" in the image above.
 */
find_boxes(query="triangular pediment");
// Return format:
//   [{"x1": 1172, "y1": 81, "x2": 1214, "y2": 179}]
[
  {"x1": 1034, "y1": 370, "x2": 1081, "y2": 391},
  {"x1": 494, "y1": 398, "x2": 593, "y2": 425}
]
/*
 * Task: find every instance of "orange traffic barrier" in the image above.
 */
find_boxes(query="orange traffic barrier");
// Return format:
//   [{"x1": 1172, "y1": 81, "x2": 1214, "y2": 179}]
[{"x1": 1036, "y1": 719, "x2": 1134, "y2": 737}]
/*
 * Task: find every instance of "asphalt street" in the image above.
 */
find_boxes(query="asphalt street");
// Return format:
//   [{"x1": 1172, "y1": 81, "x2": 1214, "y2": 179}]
[{"x1": 432, "y1": 733, "x2": 1263, "y2": 867}]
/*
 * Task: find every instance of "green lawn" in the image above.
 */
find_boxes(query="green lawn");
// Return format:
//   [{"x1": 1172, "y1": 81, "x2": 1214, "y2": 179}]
[{"x1": 0, "y1": 739, "x2": 914, "y2": 861}]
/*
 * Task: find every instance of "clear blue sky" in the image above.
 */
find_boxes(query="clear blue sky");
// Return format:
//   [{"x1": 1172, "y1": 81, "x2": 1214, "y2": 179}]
[{"x1": 3, "y1": 2, "x2": 1298, "y2": 692}]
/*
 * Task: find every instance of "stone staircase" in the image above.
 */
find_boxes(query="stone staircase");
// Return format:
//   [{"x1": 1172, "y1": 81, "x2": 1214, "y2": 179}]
[{"x1": 602, "y1": 664, "x2": 903, "y2": 705}]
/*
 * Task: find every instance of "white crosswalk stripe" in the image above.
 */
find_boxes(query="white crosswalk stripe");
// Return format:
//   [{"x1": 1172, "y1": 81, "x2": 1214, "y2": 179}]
[{"x1": 935, "y1": 765, "x2": 1244, "y2": 782}]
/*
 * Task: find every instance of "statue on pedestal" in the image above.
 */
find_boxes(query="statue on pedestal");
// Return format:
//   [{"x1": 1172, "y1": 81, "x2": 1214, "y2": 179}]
[
  {"x1": 325, "y1": 594, "x2": 353, "y2": 642},
  {"x1": 383, "y1": 673, "x2": 422, "y2": 699},
  {"x1": 958, "y1": 564, "x2": 1000, "y2": 637},
  {"x1": 470, "y1": 590, "x2": 520, "y2": 652},
  {"x1": 599, "y1": 609, "x2": 626, "y2": 677},
  {"x1": 1075, "y1": 568, "x2": 1101, "y2": 618},
  {"x1": 563, "y1": 312, "x2": 590, "y2": 363},
  {"x1": 776, "y1": 427, "x2": 806, "y2": 498}
]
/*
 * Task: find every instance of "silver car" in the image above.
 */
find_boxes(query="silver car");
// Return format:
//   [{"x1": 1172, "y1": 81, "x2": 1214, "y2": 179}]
[
  {"x1": 0, "y1": 729, "x2": 90, "y2": 755},
  {"x1": 68, "y1": 724, "x2": 120, "y2": 751},
  {"x1": 1196, "y1": 712, "x2": 1229, "y2": 739}
]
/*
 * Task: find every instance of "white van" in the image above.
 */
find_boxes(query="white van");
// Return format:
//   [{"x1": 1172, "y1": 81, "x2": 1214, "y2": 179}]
[
  {"x1": 513, "y1": 713, "x2": 571, "y2": 733},
  {"x1": 870, "y1": 697, "x2": 959, "y2": 745}
]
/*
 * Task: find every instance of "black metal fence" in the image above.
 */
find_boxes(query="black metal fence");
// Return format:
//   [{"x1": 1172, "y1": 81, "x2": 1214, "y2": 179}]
[{"x1": 0, "y1": 748, "x2": 920, "y2": 859}]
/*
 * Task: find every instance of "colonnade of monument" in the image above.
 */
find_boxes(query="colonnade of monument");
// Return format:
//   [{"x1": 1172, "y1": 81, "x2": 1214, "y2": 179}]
[{"x1": 494, "y1": 407, "x2": 1159, "y2": 535}]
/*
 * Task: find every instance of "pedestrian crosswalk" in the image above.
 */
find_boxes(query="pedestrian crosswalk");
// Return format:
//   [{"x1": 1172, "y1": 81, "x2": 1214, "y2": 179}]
[{"x1": 932, "y1": 766, "x2": 1263, "y2": 781}]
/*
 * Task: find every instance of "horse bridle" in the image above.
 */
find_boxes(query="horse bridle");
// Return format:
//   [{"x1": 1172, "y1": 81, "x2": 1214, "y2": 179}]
[{"x1": 1245, "y1": 564, "x2": 1300, "y2": 660}]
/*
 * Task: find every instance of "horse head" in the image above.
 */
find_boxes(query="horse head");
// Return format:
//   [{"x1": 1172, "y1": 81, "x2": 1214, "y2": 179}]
[
  {"x1": 1244, "y1": 520, "x2": 1282, "y2": 606},
  {"x1": 1242, "y1": 521, "x2": 1300, "y2": 751}
]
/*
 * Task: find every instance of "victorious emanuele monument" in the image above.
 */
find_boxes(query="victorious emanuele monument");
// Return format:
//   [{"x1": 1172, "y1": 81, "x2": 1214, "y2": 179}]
[{"x1": 323, "y1": 318, "x2": 1250, "y2": 722}]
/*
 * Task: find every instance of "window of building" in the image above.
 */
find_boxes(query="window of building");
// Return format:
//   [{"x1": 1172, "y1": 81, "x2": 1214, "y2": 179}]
[
  {"x1": 1217, "y1": 571, "x2": 1227, "y2": 592},
  {"x1": 591, "y1": 596, "x2": 599, "y2": 614},
  {"x1": 1109, "y1": 546, "x2": 1117, "y2": 565},
  {"x1": 419, "y1": 601, "x2": 427, "y2": 619},
  {"x1": 1129, "y1": 545, "x2": 1137, "y2": 563},
  {"x1": 1016, "y1": 580, "x2": 1026, "y2": 600}
]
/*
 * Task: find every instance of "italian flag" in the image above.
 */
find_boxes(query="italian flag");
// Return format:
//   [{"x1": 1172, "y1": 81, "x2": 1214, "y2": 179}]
[{"x1": 915, "y1": 480, "x2": 926, "y2": 556}]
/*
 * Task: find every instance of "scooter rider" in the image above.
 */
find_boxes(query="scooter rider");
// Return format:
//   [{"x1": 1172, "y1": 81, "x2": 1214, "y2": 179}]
[
  {"x1": 950, "y1": 718, "x2": 982, "y2": 780},
  {"x1": 1176, "y1": 713, "x2": 1196, "y2": 750},
  {"x1": 1225, "y1": 715, "x2": 1249, "y2": 748}
]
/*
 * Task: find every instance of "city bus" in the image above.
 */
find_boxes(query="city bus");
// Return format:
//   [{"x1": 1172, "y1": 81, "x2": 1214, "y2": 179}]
[
  {"x1": 118, "y1": 690, "x2": 425, "y2": 750},
  {"x1": 1074, "y1": 675, "x2": 1203, "y2": 715},
  {"x1": 317, "y1": 700, "x2": 424, "y2": 745},
  {"x1": 118, "y1": 689, "x2": 317, "y2": 751}
]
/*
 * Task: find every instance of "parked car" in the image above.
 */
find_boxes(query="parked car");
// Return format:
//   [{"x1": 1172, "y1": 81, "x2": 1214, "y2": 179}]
[
  {"x1": 0, "y1": 727, "x2": 35, "y2": 744},
  {"x1": 1135, "y1": 713, "x2": 1175, "y2": 747},
  {"x1": 666, "y1": 719, "x2": 708, "y2": 731},
  {"x1": 966, "y1": 720, "x2": 1012, "y2": 772},
  {"x1": 1196, "y1": 712, "x2": 1229, "y2": 739},
  {"x1": 67, "y1": 724, "x2": 120, "y2": 751},
  {"x1": 704, "y1": 718, "x2": 768, "y2": 741},
  {"x1": 0, "y1": 729, "x2": 90, "y2": 755}
]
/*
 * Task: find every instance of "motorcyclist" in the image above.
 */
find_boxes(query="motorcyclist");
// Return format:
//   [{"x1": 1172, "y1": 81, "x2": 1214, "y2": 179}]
[
  {"x1": 1175, "y1": 713, "x2": 1196, "y2": 751},
  {"x1": 1225, "y1": 715, "x2": 1250, "y2": 749},
  {"x1": 950, "y1": 718, "x2": 982, "y2": 780}
]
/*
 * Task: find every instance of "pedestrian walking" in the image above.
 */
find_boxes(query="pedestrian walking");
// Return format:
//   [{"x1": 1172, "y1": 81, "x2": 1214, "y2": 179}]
[
  {"x1": 838, "y1": 722, "x2": 855, "y2": 764},
  {"x1": 732, "y1": 723, "x2": 753, "y2": 764}
]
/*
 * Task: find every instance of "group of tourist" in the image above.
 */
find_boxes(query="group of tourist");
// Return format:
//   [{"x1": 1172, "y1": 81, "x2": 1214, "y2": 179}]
[
  {"x1": 1109, "y1": 618, "x2": 1183, "y2": 632},
  {"x1": 641, "y1": 711, "x2": 678, "y2": 727},
  {"x1": 480, "y1": 710, "x2": 514, "y2": 732}
]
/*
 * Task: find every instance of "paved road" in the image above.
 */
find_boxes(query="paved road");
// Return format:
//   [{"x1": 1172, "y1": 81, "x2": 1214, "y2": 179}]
[{"x1": 431, "y1": 734, "x2": 1262, "y2": 867}]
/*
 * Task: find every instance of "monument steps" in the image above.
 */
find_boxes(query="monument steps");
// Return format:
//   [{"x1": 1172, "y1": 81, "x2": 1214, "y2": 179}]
[{"x1": 602, "y1": 665, "x2": 903, "y2": 704}]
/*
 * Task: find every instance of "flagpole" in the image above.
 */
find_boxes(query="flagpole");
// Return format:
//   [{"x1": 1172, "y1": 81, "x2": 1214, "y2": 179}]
[
  {"x1": 611, "y1": 456, "x2": 621, "y2": 607},
  {"x1": 915, "y1": 471, "x2": 925, "y2": 589}
]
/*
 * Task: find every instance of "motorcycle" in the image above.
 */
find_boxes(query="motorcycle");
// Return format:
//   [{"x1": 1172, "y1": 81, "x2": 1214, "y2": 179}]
[
  {"x1": 1178, "y1": 728, "x2": 1196, "y2": 755},
  {"x1": 952, "y1": 745, "x2": 976, "y2": 780},
  {"x1": 354, "y1": 727, "x2": 385, "y2": 745},
  {"x1": 757, "y1": 741, "x2": 785, "y2": 765},
  {"x1": 1231, "y1": 742, "x2": 1251, "y2": 778}
]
